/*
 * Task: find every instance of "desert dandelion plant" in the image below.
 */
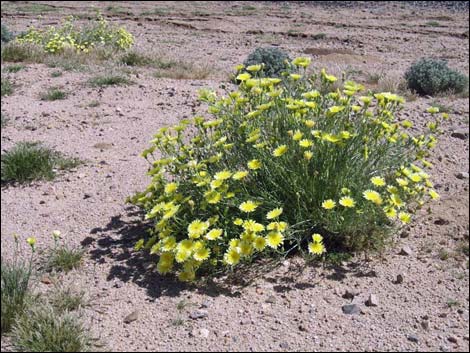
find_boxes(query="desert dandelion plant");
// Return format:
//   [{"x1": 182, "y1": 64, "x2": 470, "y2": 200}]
[{"x1": 129, "y1": 56, "x2": 445, "y2": 281}]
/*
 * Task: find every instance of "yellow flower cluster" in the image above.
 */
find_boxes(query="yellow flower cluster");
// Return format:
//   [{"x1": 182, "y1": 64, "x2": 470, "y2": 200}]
[{"x1": 131, "y1": 56, "x2": 444, "y2": 281}]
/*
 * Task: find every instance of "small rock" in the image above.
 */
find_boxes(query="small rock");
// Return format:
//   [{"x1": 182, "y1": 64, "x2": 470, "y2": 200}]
[
  {"x1": 342, "y1": 304, "x2": 361, "y2": 315},
  {"x1": 83, "y1": 193, "x2": 92, "y2": 199},
  {"x1": 399, "y1": 246, "x2": 413, "y2": 256},
  {"x1": 400, "y1": 230, "x2": 409, "y2": 238},
  {"x1": 421, "y1": 320, "x2": 430, "y2": 330},
  {"x1": 395, "y1": 274, "x2": 405, "y2": 284},
  {"x1": 434, "y1": 217, "x2": 450, "y2": 225},
  {"x1": 189, "y1": 310, "x2": 208, "y2": 320},
  {"x1": 200, "y1": 299, "x2": 213, "y2": 309},
  {"x1": 365, "y1": 294, "x2": 379, "y2": 307},
  {"x1": 39, "y1": 200, "x2": 46, "y2": 205},
  {"x1": 124, "y1": 310, "x2": 139, "y2": 323},
  {"x1": 342, "y1": 289, "x2": 359, "y2": 299},
  {"x1": 265, "y1": 295, "x2": 277, "y2": 304},
  {"x1": 298, "y1": 324, "x2": 307, "y2": 332},
  {"x1": 40, "y1": 275, "x2": 53, "y2": 285},
  {"x1": 450, "y1": 128, "x2": 469, "y2": 140},
  {"x1": 199, "y1": 328, "x2": 210, "y2": 338},
  {"x1": 407, "y1": 334, "x2": 419, "y2": 343},
  {"x1": 279, "y1": 342, "x2": 289, "y2": 349},
  {"x1": 456, "y1": 172, "x2": 469, "y2": 180},
  {"x1": 447, "y1": 336, "x2": 458, "y2": 344}
]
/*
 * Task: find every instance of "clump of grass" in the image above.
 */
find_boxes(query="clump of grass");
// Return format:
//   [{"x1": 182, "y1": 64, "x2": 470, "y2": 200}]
[
  {"x1": 1, "y1": 42, "x2": 44, "y2": 63},
  {"x1": 11, "y1": 304, "x2": 93, "y2": 352},
  {"x1": 40, "y1": 87, "x2": 68, "y2": 101},
  {"x1": 1, "y1": 77, "x2": 13, "y2": 96},
  {"x1": 4, "y1": 64, "x2": 26, "y2": 73},
  {"x1": 45, "y1": 247, "x2": 84, "y2": 273},
  {"x1": 446, "y1": 299, "x2": 460, "y2": 308},
  {"x1": 311, "y1": 33, "x2": 327, "y2": 40},
  {"x1": 50, "y1": 287, "x2": 87, "y2": 313},
  {"x1": 1, "y1": 258, "x2": 33, "y2": 333},
  {"x1": 154, "y1": 62, "x2": 211, "y2": 80},
  {"x1": 119, "y1": 50, "x2": 153, "y2": 66},
  {"x1": 438, "y1": 249, "x2": 450, "y2": 261},
  {"x1": 1, "y1": 142, "x2": 80, "y2": 184},
  {"x1": 88, "y1": 74, "x2": 130, "y2": 87},
  {"x1": 50, "y1": 70, "x2": 63, "y2": 77},
  {"x1": 1, "y1": 112, "x2": 8, "y2": 128},
  {"x1": 88, "y1": 100, "x2": 100, "y2": 107},
  {"x1": 426, "y1": 21, "x2": 440, "y2": 27}
]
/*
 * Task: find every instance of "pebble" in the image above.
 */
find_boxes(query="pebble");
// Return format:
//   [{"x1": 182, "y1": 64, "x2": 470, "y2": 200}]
[
  {"x1": 199, "y1": 328, "x2": 210, "y2": 338},
  {"x1": 265, "y1": 295, "x2": 277, "y2": 304},
  {"x1": 450, "y1": 128, "x2": 469, "y2": 140},
  {"x1": 365, "y1": 294, "x2": 379, "y2": 307},
  {"x1": 342, "y1": 289, "x2": 359, "y2": 299},
  {"x1": 395, "y1": 274, "x2": 404, "y2": 284},
  {"x1": 342, "y1": 304, "x2": 361, "y2": 315},
  {"x1": 447, "y1": 336, "x2": 458, "y2": 344},
  {"x1": 434, "y1": 217, "x2": 450, "y2": 225},
  {"x1": 200, "y1": 299, "x2": 213, "y2": 309},
  {"x1": 279, "y1": 342, "x2": 289, "y2": 349},
  {"x1": 456, "y1": 172, "x2": 469, "y2": 179},
  {"x1": 407, "y1": 334, "x2": 419, "y2": 343},
  {"x1": 123, "y1": 310, "x2": 139, "y2": 323},
  {"x1": 189, "y1": 310, "x2": 208, "y2": 320},
  {"x1": 399, "y1": 245, "x2": 413, "y2": 256}
]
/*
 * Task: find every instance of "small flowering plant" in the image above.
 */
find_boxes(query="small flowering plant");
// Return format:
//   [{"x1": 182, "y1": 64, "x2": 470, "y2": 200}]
[{"x1": 130, "y1": 57, "x2": 445, "y2": 281}]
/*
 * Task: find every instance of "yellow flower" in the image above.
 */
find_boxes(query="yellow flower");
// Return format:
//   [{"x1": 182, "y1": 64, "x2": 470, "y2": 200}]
[
  {"x1": 243, "y1": 220, "x2": 265, "y2": 233},
  {"x1": 233, "y1": 218, "x2": 244, "y2": 226},
  {"x1": 246, "y1": 64, "x2": 262, "y2": 72},
  {"x1": 253, "y1": 236, "x2": 267, "y2": 251},
  {"x1": 236, "y1": 73, "x2": 251, "y2": 81},
  {"x1": 238, "y1": 241, "x2": 253, "y2": 257},
  {"x1": 409, "y1": 173, "x2": 422, "y2": 183},
  {"x1": 427, "y1": 106, "x2": 439, "y2": 114},
  {"x1": 187, "y1": 220, "x2": 209, "y2": 239},
  {"x1": 178, "y1": 270, "x2": 195, "y2": 282},
  {"x1": 290, "y1": 73, "x2": 302, "y2": 80},
  {"x1": 299, "y1": 139, "x2": 313, "y2": 148},
  {"x1": 396, "y1": 178, "x2": 409, "y2": 187},
  {"x1": 363, "y1": 190, "x2": 383, "y2": 205},
  {"x1": 52, "y1": 230, "x2": 61, "y2": 240},
  {"x1": 385, "y1": 207, "x2": 397, "y2": 219},
  {"x1": 248, "y1": 159, "x2": 262, "y2": 170},
  {"x1": 398, "y1": 212, "x2": 411, "y2": 224},
  {"x1": 175, "y1": 249, "x2": 191, "y2": 263},
  {"x1": 266, "y1": 232, "x2": 284, "y2": 249},
  {"x1": 164, "y1": 182, "x2": 178, "y2": 194},
  {"x1": 304, "y1": 120, "x2": 315, "y2": 128},
  {"x1": 157, "y1": 259, "x2": 173, "y2": 274},
  {"x1": 429, "y1": 189, "x2": 440, "y2": 200},
  {"x1": 26, "y1": 237, "x2": 36, "y2": 248},
  {"x1": 232, "y1": 171, "x2": 249, "y2": 180},
  {"x1": 308, "y1": 241, "x2": 325, "y2": 255},
  {"x1": 293, "y1": 130, "x2": 303, "y2": 141},
  {"x1": 239, "y1": 200, "x2": 258, "y2": 213},
  {"x1": 162, "y1": 236, "x2": 177, "y2": 251},
  {"x1": 205, "y1": 228, "x2": 223, "y2": 240},
  {"x1": 214, "y1": 170, "x2": 232, "y2": 180},
  {"x1": 312, "y1": 233, "x2": 323, "y2": 243},
  {"x1": 292, "y1": 57, "x2": 311, "y2": 68},
  {"x1": 194, "y1": 247, "x2": 211, "y2": 261},
  {"x1": 339, "y1": 196, "x2": 355, "y2": 208},
  {"x1": 273, "y1": 145, "x2": 288, "y2": 157},
  {"x1": 210, "y1": 179, "x2": 224, "y2": 189},
  {"x1": 224, "y1": 248, "x2": 241, "y2": 265},
  {"x1": 205, "y1": 190, "x2": 222, "y2": 204},
  {"x1": 267, "y1": 221, "x2": 287, "y2": 232},
  {"x1": 322, "y1": 199, "x2": 336, "y2": 210},
  {"x1": 266, "y1": 208, "x2": 283, "y2": 219},
  {"x1": 390, "y1": 194, "x2": 403, "y2": 207},
  {"x1": 328, "y1": 106, "x2": 344, "y2": 114},
  {"x1": 304, "y1": 151, "x2": 313, "y2": 160},
  {"x1": 371, "y1": 176, "x2": 386, "y2": 187}
]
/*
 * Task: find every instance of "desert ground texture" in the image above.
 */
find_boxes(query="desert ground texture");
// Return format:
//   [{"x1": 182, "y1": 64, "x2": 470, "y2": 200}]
[{"x1": 1, "y1": 1, "x2": 469, "y2": 352}]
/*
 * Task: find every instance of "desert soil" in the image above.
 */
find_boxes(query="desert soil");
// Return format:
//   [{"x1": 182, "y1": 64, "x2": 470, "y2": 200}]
[{"x1": 1, "y1": 1, "x2": 469, "y2": 352}]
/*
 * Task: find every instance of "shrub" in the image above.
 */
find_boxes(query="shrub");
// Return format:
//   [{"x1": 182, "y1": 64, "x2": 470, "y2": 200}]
[
  {"x1": 4, "y1": 64, "x2": 26, "y2": 73},
  {"x1": 1, "y1": 237, "x2": 34, "y2": 333},
  {"x1": 1, "y1": 42, "x2": 44, "y2": 63},
  {"x1": 50, "y1": 286, "x2": 86, "y2": 313},
  {"x1": 1, "y1": 142, "x2": 80, "y2": 184},
  {"x1": 88, "y1": 74, "x2": 130, "y2": 87},
  {"x1": 1, "y1": 24, "x2": 14, "y2": 43},
  {"x1": 243, "y1": 47, "x2": 291, "y2": 77},
  {"x1": 40, "y1": 87, "x2": 68, "y2": 101},
  {"x1": 1, "y1": 77, "x2": 13, "y2": 96},
  {"x1": 405, "y1": 58, "x2": 468, "y2": 96},
  {"x1": 130, "y1": 58, "x2": 444, "y2": 281},
  {"x1": 11, "y1": 304, "x2": 93, "y2": 352},
  {"x1": 15, "y1": 14, "x2": 133, "y2": 54}
]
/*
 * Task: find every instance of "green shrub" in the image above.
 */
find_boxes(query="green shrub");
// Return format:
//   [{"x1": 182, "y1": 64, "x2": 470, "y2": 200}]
[
  {"x1": 130, "y1": 57, "x2": 444, "y2": 281},
  {"x1": 1, "y1": 24, "x2": 14, "y2": 43},
  {"x1": 43, "y1": 230, "x2": 84, "y2": 273},
  {"x1": 40, "y1": 87, "x2": 68, "y2": 101},
  {"x1": 1, "y1": 77, "x2": 13, "y2": 96},
  {"x1": 405, "y1": 58, "x2": 468, "y2": 96},
  {"x1": 50, "y1": 287, "x2": 86, "y2": 313},
  {"x1": 11, "y1": 305, "x2": 93, "y2": 352},
  {"x1": 243, "y1": 47, "x2": 291, "y2": 77},
  {"x1": 4, "y1": 64, "x2": 26, "y2": 73},
  {"x1": 88, "y1": 74, "x2": 130, "y2": 87},
  {"x1": 1, "y1": 142, "x2": 80, "y2": 184},
  {"x1": 16, "y1": 14, "x2": 133, "y2": 54}
]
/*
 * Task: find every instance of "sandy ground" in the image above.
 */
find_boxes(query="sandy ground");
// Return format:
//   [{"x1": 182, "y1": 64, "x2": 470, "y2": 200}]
[{"x1": 1, "y1": 1, "x2": 469, "y2": 351}]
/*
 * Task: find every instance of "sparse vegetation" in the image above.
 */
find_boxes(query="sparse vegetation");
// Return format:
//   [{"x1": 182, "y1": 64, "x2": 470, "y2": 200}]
[
  {"x1": 1, "y1": 142, "x2": 80, "y2": 184},
  {"x1": 50, "y1": 70, "x2": 63, "y2": 77},
  {"x1": 40, "y1": 87, "x2": 68, "y2": 101},
  {"x1": 1, "y1": 23, "x2": 14, "y2": 43},
  {"x1": 243, "y1": 47, "x2": 291, "y2": 77},
  {"x1": 45, "y1": 246, "x2": 84, "y2": 273},
  {"x1": 4, "y1": 64, "x2": 26, "y2": 73},
  {"x1": 1, "y1": 77, "x2": 13, "y2": 96},
  {"x1": 88, "y1": 74, "x2": 131, "y2": 87},
  {"x1": 50, "y1": 287, "x2": 87, "y2": 313},
  {"x1": 154, "y1": 61, "x2": 211, "y2": 80}
]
